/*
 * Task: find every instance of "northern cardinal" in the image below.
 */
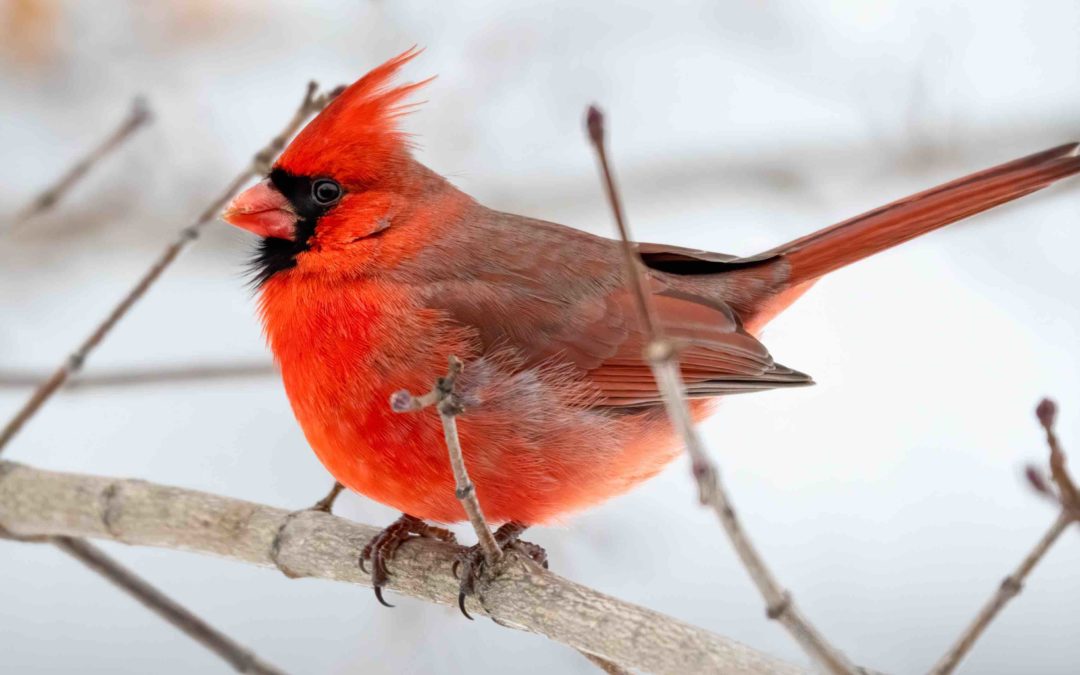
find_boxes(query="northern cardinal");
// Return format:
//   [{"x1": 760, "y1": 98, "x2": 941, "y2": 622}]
[{"x1": 223, "y1": 48, "x2": 1080, "y2": 603}]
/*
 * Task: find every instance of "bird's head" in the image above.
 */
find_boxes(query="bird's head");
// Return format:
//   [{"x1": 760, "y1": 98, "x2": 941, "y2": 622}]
[{"x1": 222, "y1": 47, "x2": 433, "y2": 284}]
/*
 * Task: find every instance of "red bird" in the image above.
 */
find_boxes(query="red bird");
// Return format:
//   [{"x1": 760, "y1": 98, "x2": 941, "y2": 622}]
[{"x1": 223, "y1": 49, "x2": 1080, "y2": 603}]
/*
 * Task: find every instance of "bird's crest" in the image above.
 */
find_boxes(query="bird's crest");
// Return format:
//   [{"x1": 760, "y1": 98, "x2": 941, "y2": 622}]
[{"x1": 276, "y1": 47, "x2": 430, "y2": 183}]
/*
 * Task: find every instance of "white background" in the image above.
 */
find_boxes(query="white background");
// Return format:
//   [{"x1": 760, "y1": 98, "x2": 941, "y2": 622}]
[{"x1": 2, "y1": 1, "x2": 1079, "y2": 673}]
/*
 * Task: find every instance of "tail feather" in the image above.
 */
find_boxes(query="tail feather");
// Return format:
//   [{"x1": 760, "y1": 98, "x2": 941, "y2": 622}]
[{"x1": 762, "y1": 142, "x2": 1080, "y2": 287}]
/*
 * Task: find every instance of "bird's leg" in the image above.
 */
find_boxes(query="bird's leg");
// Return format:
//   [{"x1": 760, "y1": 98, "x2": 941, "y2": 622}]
[
  {"x1": 308, "y1": 481, "x2": 345, "y2": 514},
  {"x1": 360, "y1": 513, "x2": 457, "y2": 607},
  {"x1": 453, "y1": 521, "x2": 548, "y2": 619}
]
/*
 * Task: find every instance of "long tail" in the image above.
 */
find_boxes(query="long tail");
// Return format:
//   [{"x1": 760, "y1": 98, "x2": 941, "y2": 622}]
[
  {"x1": 727, "y1": 142, "x2": 1080, "y2": 333},
  {"x1": 762, "y1": 142, "x2": 1080, "y2": 287}
]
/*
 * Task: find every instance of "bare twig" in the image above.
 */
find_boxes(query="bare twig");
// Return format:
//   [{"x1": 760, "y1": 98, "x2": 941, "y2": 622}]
[
  {"x1": 581, "y1": 651, "x2": 633, "y2": 675},
  {"x1": 586, "y1": 105, "x2": 859, "y2": 675},
  {"x1": 0, "y1": 81, "x2": 340, "y2": 457},
  {"x1": 51, "y1": 537, "x2": 288, "y2": 675},
  {"x1": 0, "y1": 460, "x2": 806, "y2": 675},
  {"x1": 929, "y1": 398, "x2": 1080, "y2": 675},
  {"x1": 0, "y1": 362, "x2": 276, "y2": 391},
  {"x1": 0, "y1": 81, "x2": 341, "y2": 675},
  {"x1": 0, "y1": 523, "x2": 285, "y2": 673},
  {"x1": 309, "y1": 481, "x2": 344, "y2": 514},
  {"x1": 9, "y1": 98, "x2": 153, "y2": 228},
  {"x1": 1037, "y1": 399, "x2": 1080, "y2": 515},
  {"x1": 390, "y1": 355, "x2": 502, "y2": 566},
  {"x1": 391, "y1": 358, "x2": 629, "y2": 673},
  {"x1": 927, "y1": 513, "x2": 1070, "y2": 675}
]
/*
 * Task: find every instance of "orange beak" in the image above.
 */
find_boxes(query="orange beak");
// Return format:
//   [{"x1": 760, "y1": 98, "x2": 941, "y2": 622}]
[{"x1": 222, "y1": 179, "x2": 297, "y2": 240}]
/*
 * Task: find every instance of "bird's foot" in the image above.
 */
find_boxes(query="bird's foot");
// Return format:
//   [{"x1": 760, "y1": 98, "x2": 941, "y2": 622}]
[
  {"x1": 308, "y1": 481, "x2": 345, "y2": 514},
  {"x1": 360, "y1": 513, "x2": 456, "y2": 607},
  {"x1": 452, "y1": 521, "x2": 548, "y2": 619}
]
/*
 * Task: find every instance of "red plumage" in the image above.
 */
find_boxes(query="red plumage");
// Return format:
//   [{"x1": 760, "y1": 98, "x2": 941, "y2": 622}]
[{"x1": 224, "y1": 49, "x2": 1080, "y2": 525}]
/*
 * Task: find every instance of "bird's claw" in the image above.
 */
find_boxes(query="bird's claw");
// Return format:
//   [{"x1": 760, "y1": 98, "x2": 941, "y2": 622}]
[
  {"x1": 360, "y1": 514, "x2": 456, "y2": 607},
  {"x1": 452, "y1": 522, "x2": 548, "y2": 620}
]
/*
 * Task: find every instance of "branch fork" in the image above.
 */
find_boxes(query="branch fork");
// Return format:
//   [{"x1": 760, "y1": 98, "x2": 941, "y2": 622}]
[{"x1": 929, "y1": 398, "x2": 1080, "y2": 674}]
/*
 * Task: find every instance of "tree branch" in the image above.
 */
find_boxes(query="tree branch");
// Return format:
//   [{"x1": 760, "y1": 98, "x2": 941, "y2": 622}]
[
  {"x1": 50, "y1": 536, "x2": 287, "y2": 675},
  {"x1": 0, "y1": 81, "x2": 342, "y2": 675},
  {"x1": 1037, "y1": 399, "x2": 1080, "y2": 515},
  {"x1": 0, "y1": 362, "x2": 276, "y2": 391},
  {"x1": 391, "y1": 357, "x2": 629, "y2": 673},
  {"x1": 928, "y1": 398, "x2": 1080, "y2": 674},
  {"x1": 0, "y1": 522, "x2": 285, "y2": 674},
  {"x1": 0, "y1": 81, "x2": 340, "y2": 456},
  {"x1": 391, "y1": 355, "x2": 502, "y2": 565},
  {"x1": 585, "y1": 105, "x2": 860, "y2": 675},
  {"x1": 9, "y1": 97, "x2": 152, "y2": 228},
  {"x1": 927, "y1": 513, "x2": 1071, "y2": 675},
  {"x1": 0, "y1": 460, "x2": 806, "y2": 675}
]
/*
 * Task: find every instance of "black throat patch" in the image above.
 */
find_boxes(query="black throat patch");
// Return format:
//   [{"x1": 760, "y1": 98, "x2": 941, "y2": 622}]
[{"x1": 248, "y1": 168, "x2": 335, "y2": 286}]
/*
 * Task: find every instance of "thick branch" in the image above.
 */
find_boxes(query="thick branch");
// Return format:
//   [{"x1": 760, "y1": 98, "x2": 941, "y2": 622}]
[
  {"x1": 586, "y1": 105, "x2": 859, "y2": 675},
  {"x1": 0, "y1": 461, "x2": 805, "y2": 675}
]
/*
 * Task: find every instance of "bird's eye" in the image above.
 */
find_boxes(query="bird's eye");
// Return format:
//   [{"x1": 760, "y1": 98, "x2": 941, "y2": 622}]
[{"x1": 312, "y1": 179, "x2": 342, "y2": 206}]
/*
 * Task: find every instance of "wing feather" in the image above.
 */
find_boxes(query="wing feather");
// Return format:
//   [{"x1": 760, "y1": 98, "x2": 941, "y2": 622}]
[{"x1": 418, "y1": 266, "x2": 810, "y2": 409}]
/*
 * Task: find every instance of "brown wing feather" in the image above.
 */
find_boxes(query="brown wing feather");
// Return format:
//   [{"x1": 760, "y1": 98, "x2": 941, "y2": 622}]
[
  {"x1": 582, "y1": 290, "x2": 810, "y2": 406},
  {"x1": 415, "y1": 250, "x2": 810, "y2": 409}
]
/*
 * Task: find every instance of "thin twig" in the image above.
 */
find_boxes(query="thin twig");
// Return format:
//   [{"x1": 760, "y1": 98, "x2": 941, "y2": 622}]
[
  {"x1": 1037, "y1": 398, "x2": 1080, "y2": 514},
  {"x1": 51, "y1": 537, "x2": 288, "y2": 675},
  {"x1": 0, "y1": 523, "x2": 285, "y2": 673},
  {"x1": 929, "y1": 398, "x2": 1080, "y2": 675},
  {"x1": 0, "y1": 362, "x2": 276, "y2": 391},
  {"x1": 9, "y1": 98, "x2": 153, "y2": 228},
  {"x1": 309, "y1": 481, "x2": 344, "y2": 514},
  {"x1": 927, "y1": 513, "x2": 1070, "y2": 675},
  {"x1": 585, "y1": 110, "x2": 662, "y2": 338},
  {"x1": 0, "y1": 81, "x2": 341, "y2": 457},
  {"x1": 586, "y1": 105, "x2": 859, "y2": 675},
  {"x1": 390, "y1": 355, "x2": 501, "y2": 565},
  {"x1": 0, "y1": 460, "x2": 807, "y2": 675},
  {"x1": 0, "y1": 81, "x2": 341, "y2": 675},
  {"x1": 581, "y1": 651, "x2": 633, "y2": 675},
  {"x1": 391, "y1": 359, "x2": 629, "y2": 673}
]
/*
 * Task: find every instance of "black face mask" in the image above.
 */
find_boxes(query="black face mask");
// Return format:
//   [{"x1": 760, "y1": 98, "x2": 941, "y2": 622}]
[{"x1": 249, "y1": 169, "x2": 345, "y2": 285}]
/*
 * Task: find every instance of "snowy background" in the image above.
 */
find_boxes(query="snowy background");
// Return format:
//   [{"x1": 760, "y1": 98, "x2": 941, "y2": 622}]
[{"x1": 2, "y1": 1, "x2": 1079, "y2": 673}]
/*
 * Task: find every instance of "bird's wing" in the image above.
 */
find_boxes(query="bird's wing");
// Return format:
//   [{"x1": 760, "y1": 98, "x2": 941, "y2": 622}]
[
  {"x1": 420, "y1": 271, "x2": 810, "y2": 409},
  {"x1": 583, "y1": 287, "x2": 812, "y2": 406}
]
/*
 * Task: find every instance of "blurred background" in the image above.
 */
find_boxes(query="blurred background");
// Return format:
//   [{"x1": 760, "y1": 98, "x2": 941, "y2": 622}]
[{"x1": 2, "y1": 1, "x2": 1079, "y2": 673}]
